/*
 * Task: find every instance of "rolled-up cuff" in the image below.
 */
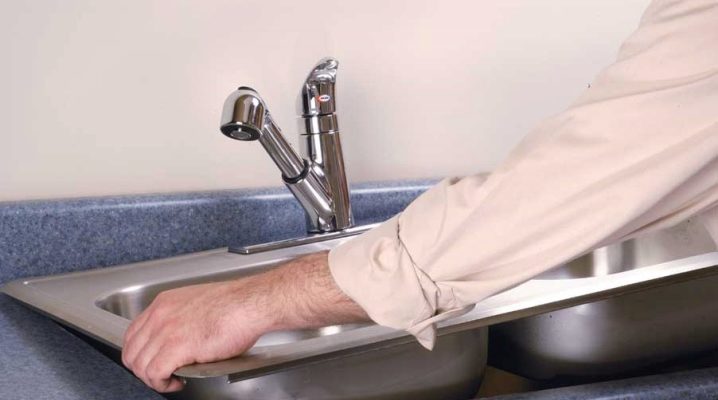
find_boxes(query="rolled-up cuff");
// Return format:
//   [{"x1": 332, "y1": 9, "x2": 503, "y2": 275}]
[{"x1": 328, "y1": 215, "x2": 465, "y2": 349}]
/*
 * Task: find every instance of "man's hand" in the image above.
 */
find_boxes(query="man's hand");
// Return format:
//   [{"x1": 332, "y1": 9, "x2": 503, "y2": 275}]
[{"x1": 122, "y1": 251, "x2": 368, "y2": 392}]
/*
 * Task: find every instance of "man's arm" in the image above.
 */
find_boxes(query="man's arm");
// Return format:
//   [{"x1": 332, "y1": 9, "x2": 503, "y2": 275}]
[
  {"x1": 328, "y1": 0, "x2": 718, "y2": 349},
  {"x1": 122, "y1": 251, "x2": 366, "y2": 392},
  {"x1": 124, "y1": 0, "x2": 718, "y2": 392}
]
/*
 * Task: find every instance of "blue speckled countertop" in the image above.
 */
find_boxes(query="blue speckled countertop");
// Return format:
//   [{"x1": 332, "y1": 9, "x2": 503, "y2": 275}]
[
  {"x1": 0, "y1": 180, "x2": 434, "y2": 283},
  {"x1": 0, "y1": 295, "x2": 163, "y2": 400},
  {"x1": 3, "y1": 178, "x2": 718, "y2": 400}
]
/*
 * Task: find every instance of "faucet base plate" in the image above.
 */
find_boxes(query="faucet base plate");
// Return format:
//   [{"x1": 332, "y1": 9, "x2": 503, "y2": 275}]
[{"x1": 229, "y1": 224, "x2": 377, "y2": 255}]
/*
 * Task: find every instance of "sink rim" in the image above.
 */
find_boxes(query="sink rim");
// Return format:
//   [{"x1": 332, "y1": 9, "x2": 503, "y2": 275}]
[{"x1": 3, "y1": 227, "x2": 718, "y2": 381}]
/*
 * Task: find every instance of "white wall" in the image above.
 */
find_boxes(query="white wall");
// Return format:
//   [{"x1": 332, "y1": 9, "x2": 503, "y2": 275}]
[{"x1": 0, "y1": 0, "x2": 651, "y2": 201}]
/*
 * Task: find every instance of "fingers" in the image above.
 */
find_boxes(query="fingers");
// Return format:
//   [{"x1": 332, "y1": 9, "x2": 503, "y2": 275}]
[
  {"x1": 122, "y1": 306, "x2": 157, "y2": 370},
  {"x1": 123, "y1": 302, "x2": 154, "y2": 346},
  {"x1": 122, "y1": 298, "x2": 190, "y2": 393},
  {"x1": 145, "y1": 342, "x2": 191, "y2": 392},
  {"x1": 124, "y1": 320, "x2": 188, "y2": 392},
  {"x1": 135, "y1": 333, "x2": 191, "y2": 392},
  {"x1": 160, "y1": 377, "x2": 185, "y2": 393},
  {"x1": 131, "y1": 329, "x2": 169, "y2": 388}
]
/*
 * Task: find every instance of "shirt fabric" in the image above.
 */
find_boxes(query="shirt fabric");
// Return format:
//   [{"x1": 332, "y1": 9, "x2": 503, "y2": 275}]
[{"x1": 329, "y1": 0, "x2": 718, "y2": 350}]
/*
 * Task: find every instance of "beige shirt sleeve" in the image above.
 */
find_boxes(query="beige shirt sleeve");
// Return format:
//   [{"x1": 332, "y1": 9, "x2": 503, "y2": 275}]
[
  {"x1": 701, "y1": 206, "x2": 718, "y2": 242},
  {"x1": 329, "y1": 0, "x2": 718, "y2": 350}
]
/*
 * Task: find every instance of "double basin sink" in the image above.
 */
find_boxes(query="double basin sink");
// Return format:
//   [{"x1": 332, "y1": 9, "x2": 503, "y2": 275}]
[
  {"x1": 491, "y1": 216, "x2": 718, "y2": 380},
  {"x1": 3, "y1": 218, "x2": 718, "y2": 399}
]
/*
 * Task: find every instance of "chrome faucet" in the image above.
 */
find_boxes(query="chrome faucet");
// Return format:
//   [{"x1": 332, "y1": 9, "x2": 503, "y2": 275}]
[{"x1": 220, "y1": 57, "x2": 354, "y2": 234}]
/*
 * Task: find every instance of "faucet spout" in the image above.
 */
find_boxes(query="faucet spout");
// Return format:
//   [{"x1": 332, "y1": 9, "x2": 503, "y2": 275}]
[
  {"x1": 220, "y1": 58, "x2": 354, "y2": 234},
  {"x1": 220, "y1": 87, "x2": 335, "y2": 231}
]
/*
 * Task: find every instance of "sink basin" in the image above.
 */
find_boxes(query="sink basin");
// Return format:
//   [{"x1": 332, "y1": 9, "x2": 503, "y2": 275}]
[
  {"x1": 95, "y1": 266, "x2": 371, "y2": 349},
  {"x1": 490, "y1": 218, "x2": 718, "y2": 380},
  {"x1": 4, "y1": 233, "x2": 488, "y2": 400},
  {"x1": 4, "y1": 221, "x2": 718, "y2": 398}
]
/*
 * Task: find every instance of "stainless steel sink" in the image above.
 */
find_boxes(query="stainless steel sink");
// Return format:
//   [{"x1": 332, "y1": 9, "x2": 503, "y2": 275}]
[
  {"x1": 4, "y1": 222, "x2": 718, "y2": 398},
  {"x1": 490, "y1": 218, "x2": 718, "y2": 380},
  {"x1": 4, "y1": 234, "x2": 489, "y2": 400}
]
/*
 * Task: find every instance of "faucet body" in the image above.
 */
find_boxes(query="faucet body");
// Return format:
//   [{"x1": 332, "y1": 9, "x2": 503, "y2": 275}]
[{"x1": 220, "y1": 58, "x2": 353, "y2": 233}]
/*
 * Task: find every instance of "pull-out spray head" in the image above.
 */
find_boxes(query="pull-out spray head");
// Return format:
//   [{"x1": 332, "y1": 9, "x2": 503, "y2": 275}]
[
  {"x1": 220, "y1": 86, "x2": 265, "y2": 141},
  {"x1": 220, "y1": 86, "x2": 306, "y2": 178}
]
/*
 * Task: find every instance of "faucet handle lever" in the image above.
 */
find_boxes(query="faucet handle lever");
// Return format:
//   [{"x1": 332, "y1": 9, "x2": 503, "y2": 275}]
[{"x1": 301, "y1": 57, "x2": 338, "y2": 117}]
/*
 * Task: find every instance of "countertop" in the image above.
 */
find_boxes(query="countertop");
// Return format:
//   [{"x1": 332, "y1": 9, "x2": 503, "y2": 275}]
[
  {"x1": 0, "y1": 295, "x2": 162, "y2": 400},
  {"x1": 2, "y1": 179, "x2": 718, "y2": 399}
]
